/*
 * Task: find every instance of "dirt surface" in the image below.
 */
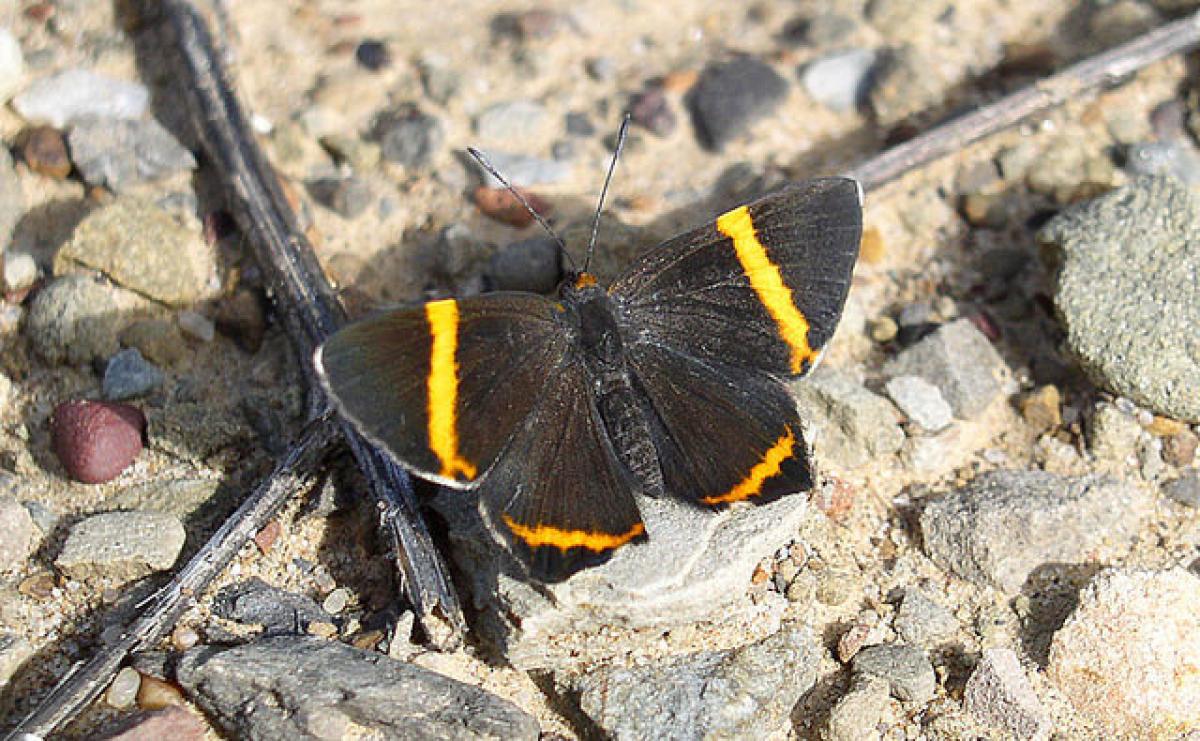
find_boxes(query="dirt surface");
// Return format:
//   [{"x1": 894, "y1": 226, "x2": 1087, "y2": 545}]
[{"x1": 1, "y1": 1, "x2": 1199, "y2": 738}]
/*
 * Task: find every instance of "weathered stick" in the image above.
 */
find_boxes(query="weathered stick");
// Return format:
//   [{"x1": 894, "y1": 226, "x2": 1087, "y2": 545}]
[
  {"x1": 162, "y1": 0, "x2": 466, "y2": 648},
  {"x1": 845, "y1": 10, "x2": 1200, "y2": 191}
]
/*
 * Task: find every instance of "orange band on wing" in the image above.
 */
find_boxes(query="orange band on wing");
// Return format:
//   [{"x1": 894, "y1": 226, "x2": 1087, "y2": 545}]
[
  {"x1": 716, "y1": 206, "x2": 816, "y2": 374},
  {"x1": 425, "y1": 300, "x2": 477, "y2": 481},
  {"x1": 503, "y1": 515, "x2": 645, "y2": 552},
  {"x1": 701, "y1": 427, "x2": 796, "y2": 505}
]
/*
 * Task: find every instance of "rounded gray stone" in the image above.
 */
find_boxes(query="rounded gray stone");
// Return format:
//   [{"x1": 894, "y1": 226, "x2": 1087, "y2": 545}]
[
  {"x1": 103, "y1": 348, "x2": 165, "y2": 401},
  {"x1": 25, "y1": 274, "x2": 122, "y2": 365},
  {"x1": 1039, "y1": 176, "x2": 1200, "y2": 422},
  {"x1": 884, "y1": 375, "x2": 954, "y2": 432},
  {"x1": 801, "y1": 48, "x2": 876, "y2": 112},
  {"x1": 851, "y1": 643, "x2": 937, "y2": 704}
]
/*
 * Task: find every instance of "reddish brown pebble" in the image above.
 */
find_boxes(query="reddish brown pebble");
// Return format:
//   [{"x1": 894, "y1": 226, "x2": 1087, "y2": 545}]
[
  {"x1": 475, "y1": 183, "x2": 554, "y2": 226},
  {"x1": 1163, "y1": 430, "x2": 1198, "y2": 468},
  {"x1": 22, "y1": 126, "x2": 71, "y2": 179},
  {"x1": 473, "y1": 185, "x2": 552, "y2": 228},
  {"x1": 750, "y1": 563, "x2": 770, "y2": 585},
  {"x1": 24, "y1": 3, "x2": 55, "y2": 22},
  {"x1": 136, "y1": 674, "x2": 184, "y2": 710},
  {"x1": 812, "y1": 477, "x2": 855, "y2": 520},
  {"x1": 107, "y1": 705, "x2": 207, "y2": 741},
  {"x1": 629, "y1": 88, "x2": 677, "y2": 136},
  {"x1": 254, "y1": 519, "x2": 282, "y2": 553},
  {"x1": 50, "y1": 400, "x2": 146, "y2": 484}
]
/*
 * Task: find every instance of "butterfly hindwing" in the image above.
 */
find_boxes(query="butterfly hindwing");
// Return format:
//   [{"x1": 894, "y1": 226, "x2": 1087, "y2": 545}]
[
  {"x1": 315, "y1": 293, "x2": 570, "y2": 488},
  {"x1": 626, "y1": 342, "x2": 813, "y2": 508},
  {"x1": 611, "y1": 177, "x2": 862, "y2": 378},
  {"x1": 479, "y1": 357, "x2": 647, "y2": 582}
]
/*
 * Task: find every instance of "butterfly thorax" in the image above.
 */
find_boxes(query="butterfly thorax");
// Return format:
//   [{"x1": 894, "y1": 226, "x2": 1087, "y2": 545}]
[{"x1": 558, "y1": 272, "x2": 666, "y2": 499}]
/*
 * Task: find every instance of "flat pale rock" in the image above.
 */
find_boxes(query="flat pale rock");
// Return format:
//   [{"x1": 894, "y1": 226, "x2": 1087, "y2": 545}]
[
  {"x1": 175, "y1": 636, "x2": 539, "y2": 740},
  {"x1": 55, "y1": 197, "x2": 217, "y2": 306},
  {"x1": 433, "y1": 482, "x2": 813, "y2": 670},
  {"x1": 55, "y1": 511, "x2": 185, "y2": 581}
]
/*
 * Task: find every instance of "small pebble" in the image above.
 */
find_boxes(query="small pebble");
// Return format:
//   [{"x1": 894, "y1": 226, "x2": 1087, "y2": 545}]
[
  {"x1": 628, "y1": 88, "x2": 677, "y2": 136},
  {"x1": 354, "y1": 40, "x2": 391, "y2": 71},
  {"x1": 107, "y1": 666, "x2": 142, "y2": 709},
  {"x1": 376, "y1": 105, "x2": 444, "y2": 169},
  {"x1": 487, "y1": 236, "x2": 561, "y2": 293},
  {"x1": 884, "y1": 375, "x2": 953, "y2": 433},
  {"x1": 21, "y1": 125, "x2": 71, "y2": 179},
  {"x1": 25, "y1": 275, "x2": 122, "y2": 365},
  {"x1": 120, "y1": 319, "x2": 188, "y2": 368},
  {"x1": 50, "y1": 400, "x2": 146, "y2": 484},
  {"x1": 473, "y1": 185, "x2": 551, "y2": 228},
  {"x1": 1162, "y1": 429, "x2": 1198, "y2": 467},
  {"x1": 417, "y1": 54, "x2": 460, "y2": 105},
  {"x1": 869, "y1": 317, "x2": 898, "y2": 343},
  {"x1": 137, "y1": 674, "x2": 184, "y2": 710},
  {"x1": 801, "y1": 49, "x2": 876, "y2": 112},
  {"x1": 172, "y1": 625, "x2": 200, "y2": 651},
  {"x1": 781, "y1": 12, "x2": 858, "y2": 47},
  {"x1": 13, "y1": 68, "x2": 149, "y2": 128},
  {"x1": 858, "y1": 226, "x2": 886, "y2": 264},
  {"x1": 1163, "y1": 471, "x2": 1200, "y2": 507},
  {"x1": 852, "y1": 643, "x2": 937, "y2": 704},
  {"x1": 565, "y1": 111, "x2": 596, "y2": 137},
  {"x1": 309, "y1": 175, "x2": 373, "y2": 219},
  {"x1": 67, "y1": 116, "x2": 196, "y2": 191},
  {"x1": 586, "y1": 56, "x2": 617, "y2": 82},
  {"x1": 56, "y1": 510, "x2": 185, "y2": 580},
  {"x1": 253, "y1": 519, "x2": 281, "y2": 553},
  {"x1": 308, "y1": 621, "x2": 338, "y2": 639},
  {"x1": 103, "y1": 348, "x2": 165, "y2": 401},
  {"x1": 215, "y1": 289, "x2": 268, "y2": 354},
  {"x1": 687, "y1": 57, "x2": 789, "y2": 151},
  {"x1": 177, "y1": 311, "x2": 215, "y2": 343},
  {"x1": 1125, "y1": 141, "x2": 1200, "y2": 185},
  {"x1": 1020, "y1": 385, "x2": 1062, "y2": 434},
  {"x1": 323, "y1": 587, "x2": 351, "y2": 615},
  {"x1": 2, "y1": 252, "x2": 38, "y2": 293}
]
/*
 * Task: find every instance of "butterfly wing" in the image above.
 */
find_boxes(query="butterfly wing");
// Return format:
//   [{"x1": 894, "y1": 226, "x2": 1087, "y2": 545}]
[
  {"x1": 611, "y1": 177, "x2": 862, "y2": 378},
  {"x1": 478, "y1": 356, "x2": 647, "y2": 582},
  {"x1": 315, "y1": 292, "x2": 570, "y2": 488},
  {"x1": 611, "y1": 177, "x2": 862, "y2": 507}
]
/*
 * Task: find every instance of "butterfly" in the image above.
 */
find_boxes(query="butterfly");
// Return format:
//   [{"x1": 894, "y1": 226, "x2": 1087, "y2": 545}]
[{"x1": 316, "y1": 162, "x2": 862, "y2": 582}]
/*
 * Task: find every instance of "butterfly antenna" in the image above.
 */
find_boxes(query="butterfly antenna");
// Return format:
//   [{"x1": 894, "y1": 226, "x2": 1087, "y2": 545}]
[
  {"x1": 467, "y1": 147, "x2": 575, "y2": 272},
  {"x1": 584, "y1": 113, "x2": 631, "y2": 274}
]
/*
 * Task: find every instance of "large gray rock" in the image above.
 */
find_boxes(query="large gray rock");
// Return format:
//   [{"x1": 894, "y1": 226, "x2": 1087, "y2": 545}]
[
  {"x1": 432, "y1": 482, "x2": 812, "y2": 670},
  {"x1": 883, "y1": 319, "x2": 1008, "y2": 419},
  {"x1": 576, "y1": 623, "x2": 820, "y2": 740},
  {"x1": 1039, "y1": 176, "x2": 1200, "y2": 422},
  {"x1": 920, "y1": 470, "x2": 1153, "y2": 593},
  {"x1": 175, "y1": 636, "x2": 539, "y2": 740}
]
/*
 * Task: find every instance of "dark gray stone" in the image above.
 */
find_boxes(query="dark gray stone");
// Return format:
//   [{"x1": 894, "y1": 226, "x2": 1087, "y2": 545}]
[
  {"x1": 1163, "y1": 471, "x2": 1200, "y2": 507},
  {"x1": 883, "y1": 318, "x2": 1007, "y2": 419},
  {"x1": 964, "y1": 648, "x2": 1052, "y2": 740},
  {"x1": 576, "y1": 623, "x2": 819, "y2": 740},
  {"x1": 801, "y1": 49, "x2": 876, "y2": 112},
  {"x1": 486, "y1": 237, "x2": 560, "y2": 293},
  {"x1": 213, "y1": 579, "x2": 329, "y2": 635},
  {"x1": 176, "y1": 636, "x2": 539, "y2": 740},
  {"x1": 852, "y1": 643, "x2": 936, "y2": 704},
  {"x1": 67, "y1": 115, "x2": 196, "y2": 191},
  {"x1": 308, "y1": 176, "x2": 373, "y2": 219},
  {"x1": 920, "y1": 470, "x2": 1153, "y2": 593},
  {"x1": 1040, "y1": 176, "x2": 1200, "y2": 422},
  {"x1": 103, "y1": 348, "x2": 165, "y2": 401},
  {"x1": 629, "y1": 88, "x2": 676, "y2": 136},
  {"x1": 687, "y1": 57, "x2": 789, "y2": 151},
  {"x1": 377, "y1": 107, "x2": 444, "y2": 169}
]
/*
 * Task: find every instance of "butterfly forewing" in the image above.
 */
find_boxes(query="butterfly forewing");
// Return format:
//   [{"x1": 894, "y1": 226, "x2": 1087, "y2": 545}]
[
  {"x1": 611, "y1": 177, "x2": 862, "y2": 378},
  {"x1": 315, "y1": 293, "x2": 570, "y2": 488}
]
